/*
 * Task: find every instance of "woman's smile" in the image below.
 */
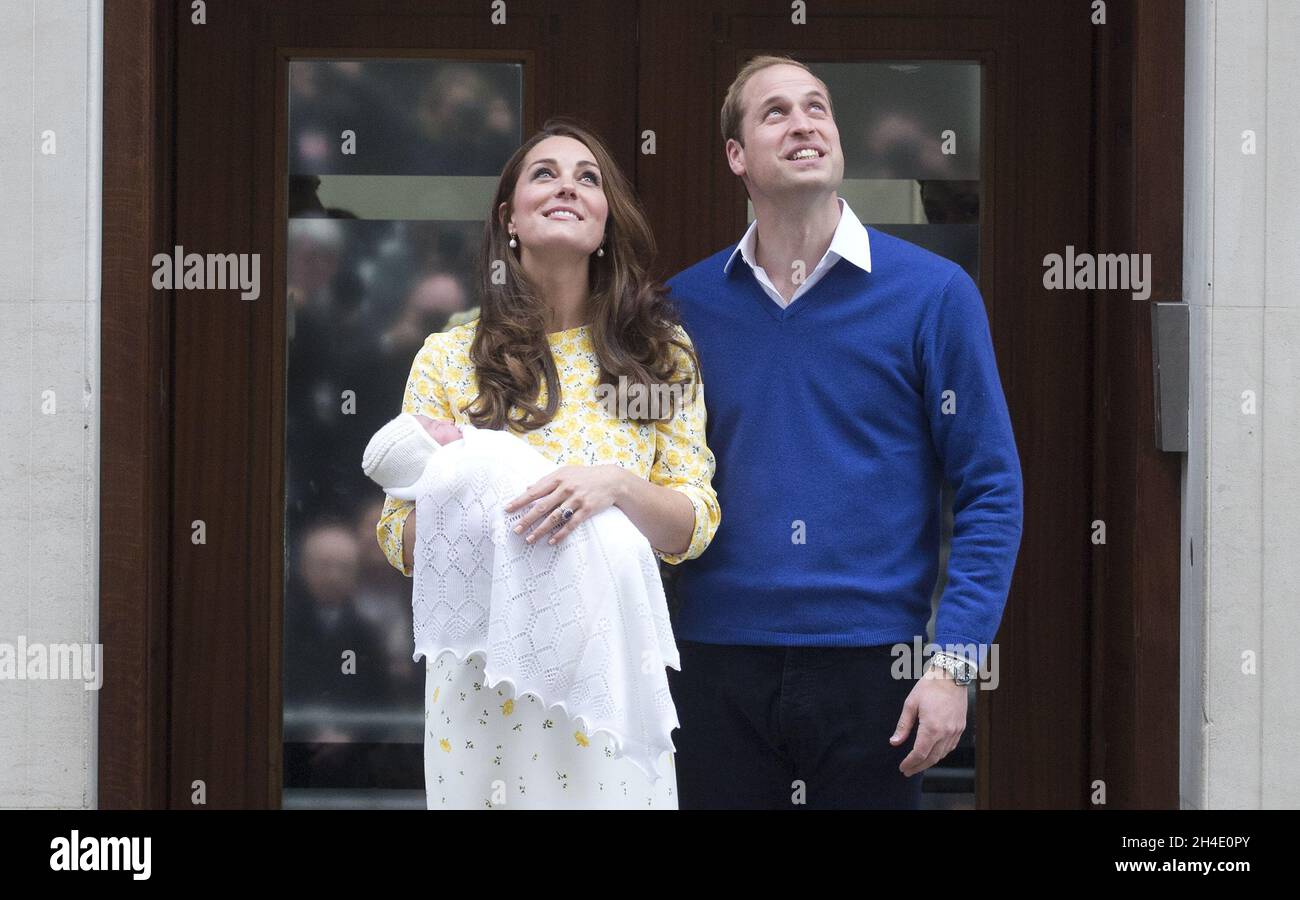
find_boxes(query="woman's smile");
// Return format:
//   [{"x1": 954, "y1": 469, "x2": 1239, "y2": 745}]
[{"x1": 542, "y1": 206, "x2": 583, "y2": 220}]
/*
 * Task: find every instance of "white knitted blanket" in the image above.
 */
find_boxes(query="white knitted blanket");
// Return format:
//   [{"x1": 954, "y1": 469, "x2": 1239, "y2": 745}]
[{"x1": 388, "y1": 424, "x2": 681, "y2": 783}]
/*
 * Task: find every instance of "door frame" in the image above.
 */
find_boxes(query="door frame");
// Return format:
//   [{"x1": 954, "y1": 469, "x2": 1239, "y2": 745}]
[{"x1": 100, "y1": 0, "x2": 1184, "y2": 808}]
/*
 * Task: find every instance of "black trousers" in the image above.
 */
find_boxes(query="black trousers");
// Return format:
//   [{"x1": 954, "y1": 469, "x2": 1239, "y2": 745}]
[{"x1": 666, "y1": 640, "x2": 925, "y2": 809}]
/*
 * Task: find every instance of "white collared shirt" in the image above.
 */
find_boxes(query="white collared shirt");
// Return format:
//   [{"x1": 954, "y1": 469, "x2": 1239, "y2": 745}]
[{"x1": 723, "y1": 196, "x2": 873, "y2": 307}]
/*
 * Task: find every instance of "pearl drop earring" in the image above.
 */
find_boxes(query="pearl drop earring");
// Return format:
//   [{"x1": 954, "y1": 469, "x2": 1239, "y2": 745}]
[
  {"x1": 508, "y1": 233, "x2": 518, "y2": 248},
  {"x1": 596, "y1": 245, "x2": 605, "y2": 257}
]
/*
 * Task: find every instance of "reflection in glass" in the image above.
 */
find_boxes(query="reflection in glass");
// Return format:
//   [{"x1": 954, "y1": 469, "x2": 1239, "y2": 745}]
[
  {"x1": 282, "y1": 59, "x2": 521, "y2": 808},
  {"x1": 288, "y1": 59, "x2": 521, "y2": 176},
  {"x1": 807, "y1": 60, "x2": 981, "y2": 283}
]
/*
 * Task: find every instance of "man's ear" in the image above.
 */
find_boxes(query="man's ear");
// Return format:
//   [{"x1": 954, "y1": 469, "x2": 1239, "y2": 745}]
[{"x1": 725, "y1": 138, "x2": 746, "y2": 178}]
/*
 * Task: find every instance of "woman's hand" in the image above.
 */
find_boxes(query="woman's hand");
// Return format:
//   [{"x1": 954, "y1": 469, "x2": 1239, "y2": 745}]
[{"x1": 504, "y1": 464, "x2": 631, "y2": 546}]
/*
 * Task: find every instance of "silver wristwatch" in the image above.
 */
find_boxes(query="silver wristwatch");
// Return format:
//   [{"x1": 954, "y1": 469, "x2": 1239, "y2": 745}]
[{"x1": 925, "y1": 651, "x2": 976, "y2": 686}]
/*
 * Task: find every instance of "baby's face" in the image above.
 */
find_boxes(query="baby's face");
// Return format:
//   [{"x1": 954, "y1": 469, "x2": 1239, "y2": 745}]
[{"x1": 413, "y1": 414, "x2": 463, "y2": 446}]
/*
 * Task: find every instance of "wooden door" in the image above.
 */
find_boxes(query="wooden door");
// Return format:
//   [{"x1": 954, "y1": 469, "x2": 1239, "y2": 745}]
[
  {"x1": 167, "y1": 0, "x2": 637, "y2": 808},
  {"x1": 636, "y1": 0, "x2": 1180, "y2": 811}
]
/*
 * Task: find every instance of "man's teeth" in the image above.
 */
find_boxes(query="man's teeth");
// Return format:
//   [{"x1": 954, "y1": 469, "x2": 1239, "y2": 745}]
[
  {"x1": 789, "y1": 149, "x2": 819, "y2": 160},
  {"x1": 546, "y1": 210, "x2": 579, "y2": 219}
]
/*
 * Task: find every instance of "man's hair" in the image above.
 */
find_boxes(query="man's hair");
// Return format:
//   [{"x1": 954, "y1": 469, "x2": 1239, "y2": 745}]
[{"x1": 720, "y1": 55, "x2": 830, "y2": 147}]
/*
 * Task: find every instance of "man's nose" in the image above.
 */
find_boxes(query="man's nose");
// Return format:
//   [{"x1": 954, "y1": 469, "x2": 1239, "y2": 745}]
[{"x1": 788, "y1": 110, "x2": 817, "y2": 134}]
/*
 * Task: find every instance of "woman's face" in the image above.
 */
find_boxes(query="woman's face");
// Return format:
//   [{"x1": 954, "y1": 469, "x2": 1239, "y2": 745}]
[{"x1": 501, "y1": 135, "x2": 609, "y2": 262}]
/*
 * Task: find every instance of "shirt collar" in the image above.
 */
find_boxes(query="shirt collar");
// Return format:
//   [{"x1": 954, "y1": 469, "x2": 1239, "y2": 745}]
[{"x1": 723, "y1": 196, "x2": 873, "y2": 276}]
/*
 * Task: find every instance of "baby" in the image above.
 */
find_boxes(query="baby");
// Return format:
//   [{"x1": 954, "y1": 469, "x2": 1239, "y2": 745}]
[
  {"x1": 360, "y1": 411, "x2": 681, "y2": 782},
  {"x1": 361, "y1": 412, "x2": 466, "y2": 493},
  {"x1": 361, "y1": 413, "x2": 612, "y2": 541}
]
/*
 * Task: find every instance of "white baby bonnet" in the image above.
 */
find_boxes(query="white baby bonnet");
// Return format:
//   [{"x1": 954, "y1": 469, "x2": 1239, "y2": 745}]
[{"x1": 389, "y1": 423, "x2": 681, "y2": 783}]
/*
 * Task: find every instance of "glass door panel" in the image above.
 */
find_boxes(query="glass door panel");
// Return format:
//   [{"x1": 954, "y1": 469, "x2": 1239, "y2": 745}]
[{"x1": 281, "y1": 57, "x2": 522, "y2": 809}]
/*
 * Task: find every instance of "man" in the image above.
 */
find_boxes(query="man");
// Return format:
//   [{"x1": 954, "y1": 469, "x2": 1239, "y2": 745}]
[{"x1": 664, "y1": 56, "x2": 1024, "y2": 809}]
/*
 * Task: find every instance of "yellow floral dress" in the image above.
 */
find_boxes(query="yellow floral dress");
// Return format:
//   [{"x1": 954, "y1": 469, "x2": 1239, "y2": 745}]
[{"x1": 375, "y1": 320, "x2": 720, "y2": 808}]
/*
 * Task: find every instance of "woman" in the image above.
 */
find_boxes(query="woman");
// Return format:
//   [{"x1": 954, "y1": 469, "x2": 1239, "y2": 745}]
[{"x1": 374, "y1": 118, "x2": 720, "y2": 808}]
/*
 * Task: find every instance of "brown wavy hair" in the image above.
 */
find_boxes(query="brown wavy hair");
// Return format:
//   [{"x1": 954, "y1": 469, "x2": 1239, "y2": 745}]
[{"x1": 461, "y1": 117, "x2": 700, "y2": 433}]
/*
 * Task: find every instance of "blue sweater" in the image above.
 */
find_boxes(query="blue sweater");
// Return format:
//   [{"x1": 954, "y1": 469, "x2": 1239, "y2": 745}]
[{"x1": 665, "y1": 227, "x2": 1023, "y2": 665}]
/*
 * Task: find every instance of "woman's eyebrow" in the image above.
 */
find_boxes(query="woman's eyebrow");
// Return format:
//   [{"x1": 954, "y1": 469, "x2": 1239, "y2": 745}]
[{"x1": 529, "y1": 157, "x2": 601, "y2": 169}]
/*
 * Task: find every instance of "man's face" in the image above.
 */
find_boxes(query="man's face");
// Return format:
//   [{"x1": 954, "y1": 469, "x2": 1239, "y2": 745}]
[{"x1": 727, "y1": 64, "x2": 844, "y2": 200}]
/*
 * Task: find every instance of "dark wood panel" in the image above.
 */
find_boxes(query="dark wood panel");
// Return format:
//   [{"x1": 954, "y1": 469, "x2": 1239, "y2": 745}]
[
  {"x1": 986, "y1": 0, "x2": 1095, "y2": 809},
  {"x1": 171, "y1": 0, "x2": 261, "y2": 808},
  {"x1": 635, "y1": 3, "x2": 718, "y2": 280},
  {"x1": 99, "y1": 0, "x2": 173, "y2": 810},
  {"x1": 1091, "y1": 0, "x2": 1183, "y2": 810}
]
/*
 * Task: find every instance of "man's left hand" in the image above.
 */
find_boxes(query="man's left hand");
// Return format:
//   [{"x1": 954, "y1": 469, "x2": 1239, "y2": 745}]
[{"x1": 891, "y1": 666, "x2": 968, "y2": 777}]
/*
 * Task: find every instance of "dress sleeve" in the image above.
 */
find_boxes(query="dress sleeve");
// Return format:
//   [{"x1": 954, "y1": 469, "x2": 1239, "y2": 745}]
[
  {"x1": 375, "y1": 332, "x2": 456, "y2": 576},
  {"x1": 649, "y1": 327, "x2": 721, "y2": 565}
]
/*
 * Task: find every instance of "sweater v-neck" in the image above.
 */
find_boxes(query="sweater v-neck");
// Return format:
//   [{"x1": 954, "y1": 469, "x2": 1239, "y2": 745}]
[{"x1": 733, "y1": 254, "x2": 859, "y2": 323}]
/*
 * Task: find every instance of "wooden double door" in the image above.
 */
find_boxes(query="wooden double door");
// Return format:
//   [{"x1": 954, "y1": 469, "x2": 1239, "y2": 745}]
[{"x1": 99, "y1": 0, "x2": 1184, "y2": 808}]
